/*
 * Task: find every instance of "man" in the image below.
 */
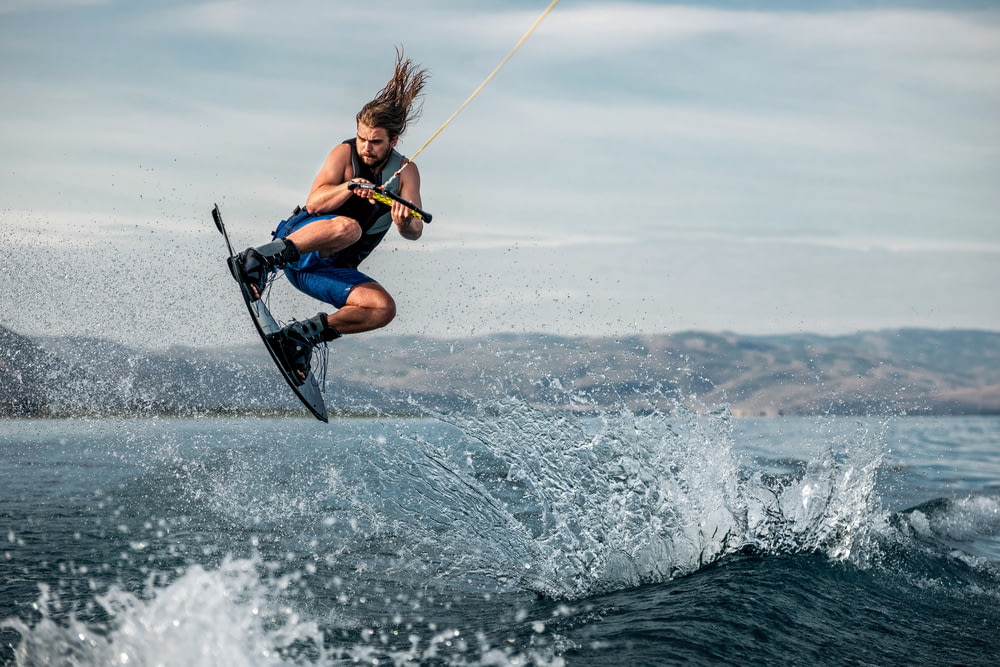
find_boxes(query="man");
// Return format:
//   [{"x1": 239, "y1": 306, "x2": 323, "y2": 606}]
[{"x1": 233, "y1": 51, "x2": 429, "y2": 382}]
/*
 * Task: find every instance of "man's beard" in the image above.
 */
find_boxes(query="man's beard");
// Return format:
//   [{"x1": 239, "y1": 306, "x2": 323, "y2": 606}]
[{"x1": 360, "y1": 150, "x2": 387, "y2": 167}]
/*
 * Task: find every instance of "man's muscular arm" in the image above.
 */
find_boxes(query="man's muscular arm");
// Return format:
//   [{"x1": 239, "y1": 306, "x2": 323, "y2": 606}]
[
  {"x1": 304, "y1": 144, "x2": 359, "y2": 215},
  {"x1": 394, "y1": 162, "x2": 423, "y2": 241}
]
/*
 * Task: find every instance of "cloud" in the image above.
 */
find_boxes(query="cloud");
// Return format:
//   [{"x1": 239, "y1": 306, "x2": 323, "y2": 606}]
[
  {"x1": 644, "y1": 226, "x2": 1000, "y2": 255},
  {"x1": 536, "y1": 4, "x2": 1000, "y2": 57},
  {"x1": 2, "y1": 1, "x2": 998, "y2": 343},
  {"x1": 0, "y1": 0, "x2": 109, "y2": 15}
]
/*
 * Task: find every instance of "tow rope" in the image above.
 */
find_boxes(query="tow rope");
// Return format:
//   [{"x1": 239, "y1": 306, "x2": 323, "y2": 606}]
[{"x1": 382, "y1": 0, "x2": 561, "y2": 191}]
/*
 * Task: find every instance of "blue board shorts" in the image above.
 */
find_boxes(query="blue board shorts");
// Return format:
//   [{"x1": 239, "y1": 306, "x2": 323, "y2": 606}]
[{"x1": 272, "y1": 211, "x2": 376, "y2": 309}]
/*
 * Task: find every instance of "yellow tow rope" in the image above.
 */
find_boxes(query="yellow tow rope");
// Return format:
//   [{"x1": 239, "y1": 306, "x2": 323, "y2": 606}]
[{"x1": 383, "y1": 0, "x2": 561, "y2": 190}]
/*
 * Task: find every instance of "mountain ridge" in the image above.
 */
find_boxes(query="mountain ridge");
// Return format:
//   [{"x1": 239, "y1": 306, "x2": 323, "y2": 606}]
[{"x1": 2, "y1": 325, "x2": 998, "y2": 418}]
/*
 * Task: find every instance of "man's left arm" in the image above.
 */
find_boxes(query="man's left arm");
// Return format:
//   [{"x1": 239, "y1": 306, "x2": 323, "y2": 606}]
[{"x1": 393, "y1": 162, "x2": 423, "y2": 241}]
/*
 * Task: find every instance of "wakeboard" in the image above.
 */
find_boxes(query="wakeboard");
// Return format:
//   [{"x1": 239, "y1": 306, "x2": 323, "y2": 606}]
[{"x1": 212, "y1": 204, "x2": 329, "y2": 422}]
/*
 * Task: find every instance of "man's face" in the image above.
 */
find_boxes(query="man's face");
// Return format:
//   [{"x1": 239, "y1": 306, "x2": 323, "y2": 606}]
[{"x1": 356, "y1": 122, "x2": 397, "y2": 167}]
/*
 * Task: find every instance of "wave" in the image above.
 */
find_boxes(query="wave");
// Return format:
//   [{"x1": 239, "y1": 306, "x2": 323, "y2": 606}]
[
  {"x1": 338, "y1": 396, "x2": 1000, "y2": 603},
  {"x1": 339, "y1": 396, "x2": 894, "y2": 599},
  {"x1": 3, "y1": 559, "x2": 325, "y2": 666},
  {"x1": 2, "y1": 555, "x2": 566, "y2": 667},
  {"x1": 877, "y1": 494, "x2": 1000, "y2": 596},
  {"x1": 4, "y1": 401, "x2": 998, "y2": 665}
]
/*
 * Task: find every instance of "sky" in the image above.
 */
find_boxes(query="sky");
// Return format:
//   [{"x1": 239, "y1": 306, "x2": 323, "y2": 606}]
[{"x1": 1, "y1": 0, "x2": 998, "y2": 350}]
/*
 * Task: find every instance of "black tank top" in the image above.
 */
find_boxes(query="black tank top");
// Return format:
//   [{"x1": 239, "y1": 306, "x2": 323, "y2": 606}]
[{"x1": 330, "y1": 139, "x2": 403, "y2": 269}]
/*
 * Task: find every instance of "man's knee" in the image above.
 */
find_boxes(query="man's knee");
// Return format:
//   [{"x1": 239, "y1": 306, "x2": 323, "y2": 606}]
[
  {"x1": 371, "y1": 294, "x2": 397, "y2": 329},
  {"x1": 346, "y1": 285, "x2": 396, "y2": 330},
  {"x1": 331, "y1": 218, "x2": 363, "y2": 247},
  {"x1": 288, "y1": 217, "x2": 363, "y2": 257}
]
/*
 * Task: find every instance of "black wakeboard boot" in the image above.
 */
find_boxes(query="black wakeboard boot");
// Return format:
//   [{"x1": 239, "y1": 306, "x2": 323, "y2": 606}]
[
  {"x1": 270, "y1": 313, "x2": 341, "y2": 385},
  {"x1": 228, "y1": 238, "x2": 301, "y2": 301}
]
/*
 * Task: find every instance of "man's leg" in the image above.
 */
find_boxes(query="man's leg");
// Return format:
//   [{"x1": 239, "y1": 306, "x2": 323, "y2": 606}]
[
  {"x1": 286, "y1": 217, "x2": 362, "y2": 258},
  {"x1": 235, "y1": 216, "x2": 362, "y2": 300},
  {"x1": 273, "y1": 282, "x2": 394, "y2": 383},
  {"x1": 327, "y1": 282, "x2": 396, "y2": 334}
]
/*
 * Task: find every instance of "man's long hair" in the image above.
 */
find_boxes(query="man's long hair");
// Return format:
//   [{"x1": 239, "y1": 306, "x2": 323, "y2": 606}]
[{"x1": 357, "y1": 48, "x2": 429, "y2": 140}]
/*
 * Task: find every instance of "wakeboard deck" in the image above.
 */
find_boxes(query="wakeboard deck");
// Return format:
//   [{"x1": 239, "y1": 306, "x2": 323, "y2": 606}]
[{"x1": 212, "y1": 204, "x2": 329, "y2": 423}]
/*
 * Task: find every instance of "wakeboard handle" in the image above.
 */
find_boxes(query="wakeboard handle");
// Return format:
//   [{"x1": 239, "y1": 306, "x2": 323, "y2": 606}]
[{"x1": 347, "y1": 182, "x2": 433, "y2": 223}]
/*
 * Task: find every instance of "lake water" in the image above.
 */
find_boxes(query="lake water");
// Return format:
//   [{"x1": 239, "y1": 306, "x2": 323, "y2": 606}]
[{"x1": 2, "y1": 402, "x2": 998, "y2": 665}]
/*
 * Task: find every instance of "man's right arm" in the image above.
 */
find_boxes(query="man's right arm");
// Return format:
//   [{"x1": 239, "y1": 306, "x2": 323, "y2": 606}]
[{"x1": 304, "y1": 144, "x2": 357, "y2": 215}]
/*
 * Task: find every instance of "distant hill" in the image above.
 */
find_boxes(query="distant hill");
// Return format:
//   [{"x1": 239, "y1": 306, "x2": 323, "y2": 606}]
[
  {"x1": 328, "y1": 329, "x2": 1000, "y2": 417},
  {"x1": 1, "y1": 325, "x2": 998, "y2": 418},
  {"x1": 0, "y1": 327, "x2": 53, "y2": 416}
]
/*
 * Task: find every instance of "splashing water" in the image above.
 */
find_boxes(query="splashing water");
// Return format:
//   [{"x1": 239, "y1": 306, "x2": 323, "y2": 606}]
[
  {"x1": 5, "y1": 405, "x2": 997, "y2": 666},
  {"x1": 3, "y1": 554, "x2": 567, "y2": 667},
  {"x1": 353, "y1": 396, "x2": 886, "y2": 599},
  {"x1": 2, "y1": 557, "x2": 325, "y2": 666}
]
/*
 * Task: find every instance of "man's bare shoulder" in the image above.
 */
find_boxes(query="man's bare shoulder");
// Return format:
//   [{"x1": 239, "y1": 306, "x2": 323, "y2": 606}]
[
  {"x1": 317, "y1": 143, "x2": 353, "y2": 182},
  {"x1": 327, "y1": 142, "x2": 353, "y2": 163},
  {"x1": 398, "y1": 157, "x2": 421, "y2": 182}
]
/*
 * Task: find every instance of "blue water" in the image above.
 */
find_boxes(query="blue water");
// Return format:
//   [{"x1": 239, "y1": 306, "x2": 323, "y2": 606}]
[{"x1": 2, "y1": 403, "x2": 999, "y2": 665}]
